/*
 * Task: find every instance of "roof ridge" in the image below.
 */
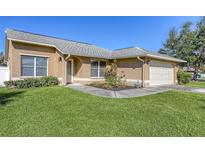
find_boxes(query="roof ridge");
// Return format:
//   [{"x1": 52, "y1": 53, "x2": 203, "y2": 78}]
[
  {"x1": 114, "y1": 46, "x2": 149, "y2": 55},
  {"x1": 114, "y1": 46, "x2": 136, "y2": 51},
  {"x1": 6, "y1": 28, "x2": 94, "y2": 46},
  {"x1": 114, "y1": 46, "x2": 148, "y2": 52},
  {"x1": 134, "y1": 46, "x2": 150, "y2": 54}
]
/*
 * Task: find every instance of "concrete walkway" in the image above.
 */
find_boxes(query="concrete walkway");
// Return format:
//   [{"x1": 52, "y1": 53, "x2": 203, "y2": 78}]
[
  {"x1": 67, "y1": 84, "x2": 205, "y2": 98},
  {"x1": 67, "y1": 84, "x2": 169, "y2": 98}
]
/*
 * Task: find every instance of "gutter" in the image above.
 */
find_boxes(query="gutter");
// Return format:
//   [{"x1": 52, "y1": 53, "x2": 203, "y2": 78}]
[
  {"x1": 146, "y1": 54, "x2": 186, "y2": 63},
  {"x1": 7, "y1": 38, "x2": 58, "y2": 49},
  {"x1": 6, "y1": 38, "x2": 64, "y2": 55},
  {"x1": 137, "y1": 56, "x2": 145, "y2": 87}
]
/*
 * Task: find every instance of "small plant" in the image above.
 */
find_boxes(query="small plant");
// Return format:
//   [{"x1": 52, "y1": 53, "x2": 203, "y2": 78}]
[
  {"x1": 88, "y1": 63, "x2": 127, "y2": 90},
  {"x1": 4, "y1": 76, "x2": 59, "y2": 89},
  {"x1": 177, "y1": 71, "x2": 192, "y2": 84},
  {"x1": 104, "y1": 63, "x2": 118, "y2": 79},
  {"x1": 104, "y1": 63, "x2": 125, "y2": 87}
]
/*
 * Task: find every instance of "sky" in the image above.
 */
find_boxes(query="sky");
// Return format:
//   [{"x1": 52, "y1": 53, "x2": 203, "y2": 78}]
[{"x1": 0, "y1": 16, "x2": 200, "y2": 53}]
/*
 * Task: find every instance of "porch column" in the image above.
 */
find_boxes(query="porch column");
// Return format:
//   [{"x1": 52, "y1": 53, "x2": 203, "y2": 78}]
[{"x1": 62, "y1": 57, "x2": 67, "y2": 85}]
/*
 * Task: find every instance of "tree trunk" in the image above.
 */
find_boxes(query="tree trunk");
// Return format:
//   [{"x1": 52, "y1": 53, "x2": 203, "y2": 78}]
[{"x1": 193, "y1": 66, "x2": 199, "y2": 81}]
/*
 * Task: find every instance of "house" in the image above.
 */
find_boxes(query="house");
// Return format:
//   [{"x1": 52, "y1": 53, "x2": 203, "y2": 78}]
[{"x1": 4, "y1": 29, "x2": 186, "y2": 87}]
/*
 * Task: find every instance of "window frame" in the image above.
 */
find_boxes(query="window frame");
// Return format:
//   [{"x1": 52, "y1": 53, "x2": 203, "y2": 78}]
[
  {"x1": 90, "y1": 60, "x2": 106, "y2": 78},
  {"x1": 21, "y1": 55, "x2": 48, "y2": 77}
]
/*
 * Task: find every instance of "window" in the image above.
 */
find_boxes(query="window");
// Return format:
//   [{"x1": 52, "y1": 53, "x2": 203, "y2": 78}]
[
  {"x1": 21, "y1": 55, "x2": 48, "y2": 77},
  {"x1": 91, "y1": 60, "x2": 106, "y2": 78},
  {"x1": 21, "y1": 56, "x2": 34, "y2": 76},
  {"x1": 36, "y1": 57, "x2": 47, "y2": 76}
]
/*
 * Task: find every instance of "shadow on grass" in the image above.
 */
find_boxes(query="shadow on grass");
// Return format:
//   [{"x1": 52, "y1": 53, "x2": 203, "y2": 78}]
[{"x1": 0, "y1": 90, "x2": 25, "y2": 106}]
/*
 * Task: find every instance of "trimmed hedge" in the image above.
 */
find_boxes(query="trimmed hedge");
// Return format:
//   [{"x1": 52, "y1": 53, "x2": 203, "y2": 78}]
[
  {"x1": 177, "y1": 71, "x2": 192, "y2": 84},
  {"x1": 4, "y1": 76, "x2": 59, "y2": 89}
]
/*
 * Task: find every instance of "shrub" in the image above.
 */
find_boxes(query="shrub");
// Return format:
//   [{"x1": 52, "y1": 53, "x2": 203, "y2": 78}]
[
  {"x1": 40, "y1": 76, "x2": 59, "y2": 86},
  {"x1": 104, "y1": 63, "x2": 125, "y2": 87},
  {"x1": 4, "y1": 80, "x2": 15, "y2": 88},
  {"x1": 106, "y1": 76, "x2": 124, "y2": 87},
  {"x1": 104, "y1": 63, "x2": 118, "y2": 79},
  {"x1": 177, "y1": 71, "x2": 192, "y2": 84},
  {"x1": 4, "y1": 76, "x2": 59, "y2": 89}
]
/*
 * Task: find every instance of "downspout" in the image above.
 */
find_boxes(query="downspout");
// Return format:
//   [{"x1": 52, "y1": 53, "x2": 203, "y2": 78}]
[
  {"x1": 137, "y1": 57, "x2": 145, "y2": 87},
  {"x1": 64, "y1": 54, "x2": 71, "y2": 85},
  {"x1": 65, "y1": 54, "x2": 71, "y2": 61}
]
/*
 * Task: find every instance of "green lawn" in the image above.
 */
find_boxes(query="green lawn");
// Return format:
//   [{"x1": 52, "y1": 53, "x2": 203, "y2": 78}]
[
  {"x1": 1, "y1": 86, "x2": 205, "y2": 137},
  {"x1": 186, "y1": 81, "x2": 205, "y2": 88}
]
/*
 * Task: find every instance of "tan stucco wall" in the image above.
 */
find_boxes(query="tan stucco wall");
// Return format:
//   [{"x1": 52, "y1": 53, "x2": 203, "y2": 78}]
[
  {"x1": 143, "y1": 62, "x2": 150, "y2": 81},
  {"x1": 173, "y1": 64, "x2": 178, "y2": 84},
  {"x1": 8, "y1": 41, "x2": 67, "y2": 84},
  {"x1": 116, "y1": 58, "x2": 143, "y2": 80},
  {"x1": 73, "y1": 56, "x2": 109, "y2": 84},
  {"x1": 116, "y1": 58, "x2": 179, "y2": 87},
  {"x1": 73, "y1": 56, "x2": 91, "y2": 79}
]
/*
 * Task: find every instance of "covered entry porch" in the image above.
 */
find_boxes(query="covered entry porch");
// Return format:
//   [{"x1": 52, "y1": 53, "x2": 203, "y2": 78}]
[{"x1": 65, "y1": 56, "x2": 108, "y2": 85}]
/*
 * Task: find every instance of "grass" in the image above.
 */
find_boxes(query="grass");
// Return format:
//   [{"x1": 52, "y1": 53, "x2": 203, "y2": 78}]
[
  {"x1": 1, "y1": 86, "x2": 205, "y2": 136},
  {"x1": 186, "y1": 81, "x2": 205, "y2": 88}
]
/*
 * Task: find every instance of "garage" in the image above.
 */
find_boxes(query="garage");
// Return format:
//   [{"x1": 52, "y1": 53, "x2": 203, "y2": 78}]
[{"x1": 149, "y1": 61, "x2": 174, "y2": 86}]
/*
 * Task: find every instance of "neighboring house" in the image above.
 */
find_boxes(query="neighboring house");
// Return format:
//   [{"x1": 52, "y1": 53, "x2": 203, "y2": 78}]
[
  {"x1": 183, "y1": 67, "x2": 195, "y2": 73},
  {"x1": 183, "y1": 67, "x2": 205, "y2": 80},
  {"x1": 4, "y1": 29, "x2": 186, "y2": 87}
]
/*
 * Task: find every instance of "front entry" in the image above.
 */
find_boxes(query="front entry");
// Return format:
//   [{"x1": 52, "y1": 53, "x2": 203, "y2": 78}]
[{"x1": 67, "y1": 60, "x2": 73, "y2": 83}]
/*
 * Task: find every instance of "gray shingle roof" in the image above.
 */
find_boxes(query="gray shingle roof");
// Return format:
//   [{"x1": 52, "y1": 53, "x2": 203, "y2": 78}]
[
  {"x1": 6, "y1": 29, "x2": 112, "y2": 59},
  {"x1": 6, "y1": 29, "x2": 186, "y2": 62},
  {"x1": 112, "y1": 47, "x2": 148, "y2": 59},
  {"x1": 113, "y1": 47, "x2": 186, "y2": 62}
]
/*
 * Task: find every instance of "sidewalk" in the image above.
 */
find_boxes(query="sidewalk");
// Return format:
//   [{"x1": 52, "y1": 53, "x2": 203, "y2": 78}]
[{"x1": 67, "y1": 84, "x2": 170, "y2": 98}]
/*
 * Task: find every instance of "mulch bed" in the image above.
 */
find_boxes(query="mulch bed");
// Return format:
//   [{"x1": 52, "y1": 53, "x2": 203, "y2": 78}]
[{"x1": 88, "y1": 84, "x2": 141, "y2": 91}]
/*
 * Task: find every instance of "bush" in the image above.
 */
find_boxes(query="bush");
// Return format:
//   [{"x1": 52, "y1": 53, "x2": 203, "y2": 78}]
[
  {"x1": 104, "y1": 63, "x2": 118, "y2": 79},
  {"x1": 104, "y1": 63, "x2": 125, "y2": 87},
  {"x1": 88, "y1": 81, "x2": 127, "y2": 90},
  {"x1": 4, "y1": 76, "x2": 59, "y2": 89},
  {"x1": 106, "y1": 76, "x2": 125, "y2": 87},
  {"x1": 177, "y1": 71, "x2": 192, "y2": 84},
  {"x1": 40, "y1": 76, "x2": 59, "y2": 86},
  {"x1": 4, "y1": 80, "x2": 14, "y2": 87}
]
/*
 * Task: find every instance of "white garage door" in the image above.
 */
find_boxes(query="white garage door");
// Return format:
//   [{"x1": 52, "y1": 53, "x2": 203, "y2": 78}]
[{"x1": 150, "y1": 61, "x2": 174, "y2": 86}]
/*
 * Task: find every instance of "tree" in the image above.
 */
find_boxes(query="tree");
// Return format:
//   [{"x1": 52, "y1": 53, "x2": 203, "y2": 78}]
[
  {"x1": 177, "y1": 21, "x2": 196, "y2": 68},
  {"x1": 0, "y1": 52, "x2": 6, "y2": 66},
  {"x1": 159, "y1": 27, "x2": 179, "y2": 56},
  {"x1": 192, "y1": 17, "x2": 205, "y2": 80},
  {"x1": 159, "y1": 17, "x2": 205, "y2": 80}
]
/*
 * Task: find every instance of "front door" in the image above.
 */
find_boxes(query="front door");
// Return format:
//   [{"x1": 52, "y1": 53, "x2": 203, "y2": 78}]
[{"x1": 67, "y1": 61, "x2": 73, "y2": 83}]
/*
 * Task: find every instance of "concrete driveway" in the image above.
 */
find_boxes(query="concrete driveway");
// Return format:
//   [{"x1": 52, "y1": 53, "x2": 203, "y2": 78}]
[
  {"x1": 67, "y1": 84, "x2": 205, "y2": 98},
  {"x1": 161, "y1": 84, "x2": 205, "y2": 94}
]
